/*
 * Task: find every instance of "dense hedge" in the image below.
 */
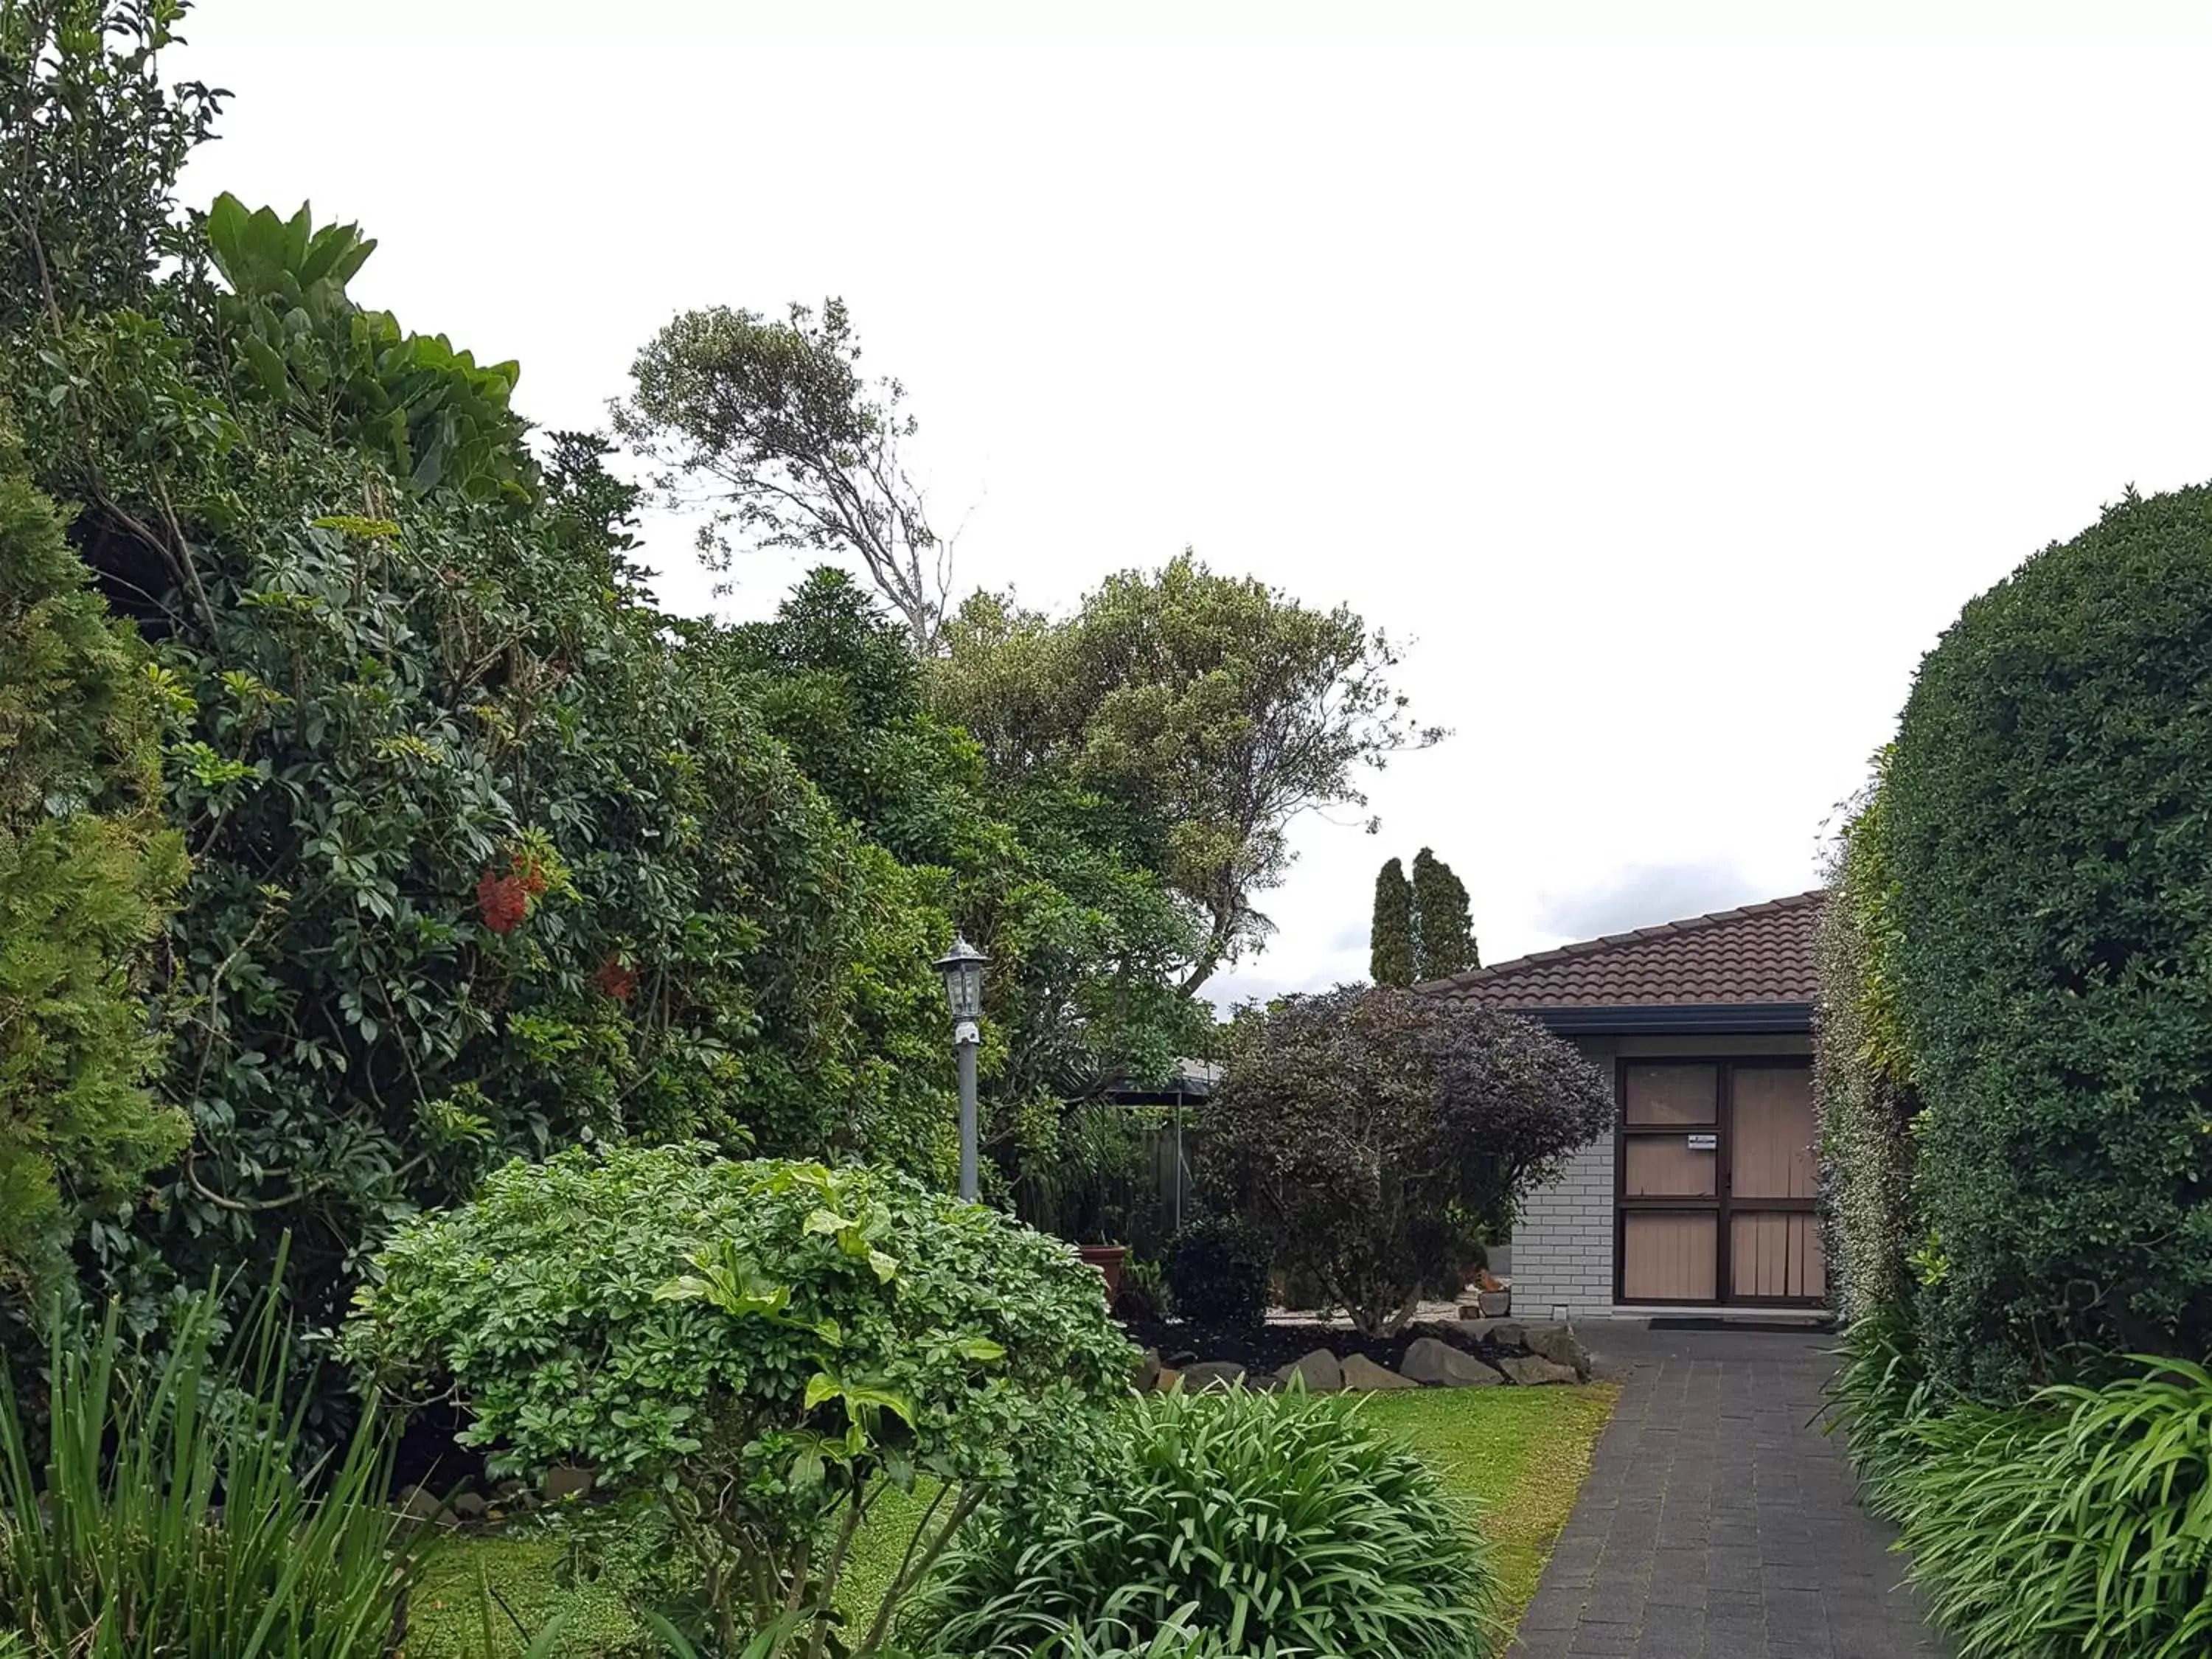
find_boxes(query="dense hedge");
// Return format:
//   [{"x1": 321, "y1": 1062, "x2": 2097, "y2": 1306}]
[
  {"x1": 1886, "y1": 484, "x2": 2212, "y2": 1395},
  {"x1": 1812, "y1": 765, "x2": 1918, "y2": 1325}
]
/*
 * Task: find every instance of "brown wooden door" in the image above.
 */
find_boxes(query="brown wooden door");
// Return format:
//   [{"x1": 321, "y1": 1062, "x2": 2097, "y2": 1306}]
[
  {"x1": 1616, "y1": 1059, "x2": 1823, "y2": 1307},
  {"x1": 1618, "y1": 1063, "x2": 1721, "y2": 1301},
  {"x1": 1725, "y1": 1063, "x2": 1823, "y2": 1302}
]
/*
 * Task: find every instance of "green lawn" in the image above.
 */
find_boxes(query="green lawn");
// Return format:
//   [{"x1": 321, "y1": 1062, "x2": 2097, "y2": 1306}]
[
  {"x1": 1362, "y1": 1381, "x2": 1619, "y2": 1619},
  {"x1": 402, "y1": 1382, "x2": 1618, "y2": 1658}
]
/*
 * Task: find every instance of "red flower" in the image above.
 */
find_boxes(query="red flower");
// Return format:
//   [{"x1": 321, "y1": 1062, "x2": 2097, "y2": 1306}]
[
  {"x1": 592, "y1": 956, "x2": 639, "y2": 1001},
  {"x1": 477, "y1": 869, "x2": 529, "y2": 934}
]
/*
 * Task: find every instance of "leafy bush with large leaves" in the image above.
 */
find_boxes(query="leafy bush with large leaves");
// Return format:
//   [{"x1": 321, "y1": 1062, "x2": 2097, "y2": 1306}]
[
  {"x1": 917, "y1": 1383, "x2": 1499, "y2": 1659},
  {"x1": 1, "y1": 4, "x2": 958, "y2": 1348},
  {"x1": 1206, "y1": 985, "x2": 1611, "y2": 1335},
  {"x1": 1885, "y1": 482, "x2": 2212, "y2": 1395},
  {"x1": 349, "y1": 1145, "x2": 1136, "y2": 1658}
]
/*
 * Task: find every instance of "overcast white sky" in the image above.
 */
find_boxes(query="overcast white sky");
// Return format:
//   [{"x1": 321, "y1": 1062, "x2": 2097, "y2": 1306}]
[{"x1": 174, "y1": 0, "x2": 2212, "y2": 1006}]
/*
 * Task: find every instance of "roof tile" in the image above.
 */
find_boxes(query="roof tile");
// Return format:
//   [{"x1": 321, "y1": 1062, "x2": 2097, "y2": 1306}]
[{"x1": 1426, "y1": 891, "x2": 1823, "y2": 1009}]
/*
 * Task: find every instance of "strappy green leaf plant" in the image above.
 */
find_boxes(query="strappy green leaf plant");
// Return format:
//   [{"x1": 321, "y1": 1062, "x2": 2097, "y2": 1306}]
[
  {"x1": 1832, "y1": 1317, "x2": 2212, "y2": 1658},
  {"x1": 918, "y1": 1384, "x2": 1500, "y2": 1659},
  {"x1": 0, "y1": 1273, "x2": 403, "y2": 1657}
]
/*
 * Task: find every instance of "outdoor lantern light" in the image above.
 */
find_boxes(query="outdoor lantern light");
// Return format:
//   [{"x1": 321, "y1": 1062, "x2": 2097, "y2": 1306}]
[
  {"x1": 933, "y1": 933, "x2": 989, "y2": 1201},
  {"x1": 936, "y1": 933, "x2": 988, "y2": 1028}
]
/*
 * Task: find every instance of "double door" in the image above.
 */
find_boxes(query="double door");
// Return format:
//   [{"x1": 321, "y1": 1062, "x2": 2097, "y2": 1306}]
[{"x1": 1615, "y1": 1057, "x2": 1823, "y2": 1306}]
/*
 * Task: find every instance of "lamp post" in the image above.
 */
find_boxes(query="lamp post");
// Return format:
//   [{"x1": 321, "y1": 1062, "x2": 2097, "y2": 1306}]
[{"x1": 934, "y1": 933, "x2": 988, "y2": 1201}]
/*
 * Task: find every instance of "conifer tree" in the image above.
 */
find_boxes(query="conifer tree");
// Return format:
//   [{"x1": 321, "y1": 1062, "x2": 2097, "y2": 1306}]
[
  {"x1": 1369, "y1": 857, "x2": 1414, "y2": 986},
  {"x1": 1411, "y1": 847, "x2": 1478, "y2": 980},
  {"x1": 0, "y1": 453, "x2": 188, "y2": 1298}
]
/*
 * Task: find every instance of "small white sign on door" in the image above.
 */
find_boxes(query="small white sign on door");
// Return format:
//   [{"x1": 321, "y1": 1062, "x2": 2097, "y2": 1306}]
[{"x1": 1686, "y1": 1133, "x2": 1718, "y2": 1151}]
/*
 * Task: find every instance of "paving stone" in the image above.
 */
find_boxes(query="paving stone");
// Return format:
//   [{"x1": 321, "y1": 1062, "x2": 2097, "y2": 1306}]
[{"x1": 1516, "y1": 1325, "x2": 1950, "y2": 1658}]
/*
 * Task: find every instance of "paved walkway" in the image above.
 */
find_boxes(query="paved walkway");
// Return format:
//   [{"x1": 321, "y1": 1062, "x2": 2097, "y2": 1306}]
[{"x1": 1514, "y1": 1324, "x2": 1947, "y2": 1659}]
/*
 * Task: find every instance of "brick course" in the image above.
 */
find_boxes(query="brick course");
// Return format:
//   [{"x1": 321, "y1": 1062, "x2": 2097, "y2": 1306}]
[{"x1": 1512, "y1": 1130, "x2": 1616, "y2": 1318}]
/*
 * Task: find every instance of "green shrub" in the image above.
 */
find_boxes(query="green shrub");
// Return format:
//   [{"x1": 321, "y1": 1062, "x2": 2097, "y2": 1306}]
[
  {"x1": 349, "y1": 1147, "x2": 1136, "y2": 1658},
  {"x1": 0, "y1": 451, "x2": 187, "y2": 1305},
  {"x1": 1813, "y1": 766, "x2": 1919, "y2": 1324},
  {"x1": 1206, "y1": 986, "x2": 1610, "y2": 1335},
  {"x1": 1164, "y1": 1216, "x2": 1267, "y2": 1328},
  {"x1": 0, "y1": 1277, "x2": 402, "y2": 1657},
  {"x1": 1886, "y1": 484, "x2": 2212, "y2": 1394},
  {"x1": 1111, "y1": 1255, "x2": 1172, "y2": 1322},
  {"x1": 917, "y1": 1385, "x2": 1500, "y2": 1659},
  {"x1": 1833, "y1": 1319, "x2": 2212, "y2": 1658}
]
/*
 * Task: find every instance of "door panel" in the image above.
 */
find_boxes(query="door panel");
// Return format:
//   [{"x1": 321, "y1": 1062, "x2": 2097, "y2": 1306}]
[
  {"x1": 1731, "y1": 1065, "x2": 1817, "y2": 1200},
  {"x1": 1623, "y1": 1063, "x2": 1718, "y2": 1125},
  {"x1": 1623, "y1": 1214, "x2": 1717, "y2": 1301},
  {"x1": 1730, "y1": 1212, "x2": 1823, "y2": 1299},
  {"x1": 1624, "y1": 1135, "x2": 1717, "y2": 1197}
]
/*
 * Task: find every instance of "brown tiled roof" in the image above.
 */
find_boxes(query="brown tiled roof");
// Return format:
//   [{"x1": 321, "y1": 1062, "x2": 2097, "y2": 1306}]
[{"x1": 1426, "y1": 891, "x2": 1823, "y2": 1010}]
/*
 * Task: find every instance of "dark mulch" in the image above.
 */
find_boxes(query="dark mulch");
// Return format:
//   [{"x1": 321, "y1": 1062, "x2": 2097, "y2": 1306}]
[{"x1": 1117, "y1": 1312, "x2": 1502, "y2": 1375}]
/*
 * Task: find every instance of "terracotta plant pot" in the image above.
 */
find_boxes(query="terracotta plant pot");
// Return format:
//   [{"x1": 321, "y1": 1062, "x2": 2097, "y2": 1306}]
[{"x1": 1078, "y1": 1243, "x2": 1130, "y2": 1302}]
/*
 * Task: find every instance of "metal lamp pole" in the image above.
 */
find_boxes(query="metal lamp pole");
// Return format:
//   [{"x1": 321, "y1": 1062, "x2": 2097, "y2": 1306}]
[{"x1": 934, "y1": 933, "x2": 989, "y2": 1202}]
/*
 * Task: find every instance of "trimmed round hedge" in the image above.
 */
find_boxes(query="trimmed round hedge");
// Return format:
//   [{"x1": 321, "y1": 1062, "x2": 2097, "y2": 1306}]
[
  {"x1": 916, "y1": 1385, "x2": 1498, "y2": 1659},
  {"x1": 1888, "y1": 483, "x2": 2212, "y2": 1397}
]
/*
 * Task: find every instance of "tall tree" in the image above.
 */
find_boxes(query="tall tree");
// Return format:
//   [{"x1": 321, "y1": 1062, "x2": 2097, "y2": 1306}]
[
  {"x1": 0, "y1": 0, "x2": 223, "y2": 335},
  {"x1": 0, "y1": 4, "x2": 960, "y2": 1352},
  {"x1": 1369, "y1": 857, "x2": 1413, "y2": 987},
  {"x1": 935, "y1": 554, "x2": 1441, "y2": 998},
  {"x1": 615, "y1": 299, "x2": 948, "y2": 653},
  {"x1": 1411, "y1": 847, "x2": 1478, "y2": 980}
]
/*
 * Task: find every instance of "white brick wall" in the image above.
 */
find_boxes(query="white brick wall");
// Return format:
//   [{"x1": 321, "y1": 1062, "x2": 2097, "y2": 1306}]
[{"x1": 1509, "y1": 1130, "x2": 1616, "y2": 1319}]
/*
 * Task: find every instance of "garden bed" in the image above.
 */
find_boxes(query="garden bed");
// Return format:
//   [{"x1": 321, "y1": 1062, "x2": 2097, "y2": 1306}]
[
  {"x1": 405, "y1": 1382, "x2": 1620, "y2": 1658},
  {"x1": 1119, "y1": 1310, "x2": 1590, "y2": 1388}
]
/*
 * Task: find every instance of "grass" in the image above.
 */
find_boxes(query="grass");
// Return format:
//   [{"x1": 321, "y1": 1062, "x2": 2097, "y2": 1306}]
[
  {"x1": 1364, "y1": 1382, "x2": 1619, "y2": 1621},
  {"x1": 403, "y1": 1382, "x2": 1618, "y2": 1656}
]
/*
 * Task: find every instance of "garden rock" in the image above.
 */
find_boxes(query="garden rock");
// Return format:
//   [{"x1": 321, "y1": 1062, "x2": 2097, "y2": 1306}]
[
  {"x1": 1340, "y1": 1352, "x2": 1416, "y2": 1390},
  {"x1": 1523, "y1": 1323, "x2": 1593, "y2": 1380},
  {"x1": 1275, "y1": 1348, "x2": 1343, "y2": 1392},
  {"x1": 399, "y1": 1484, "x2": 442, "y2": 1521},
  {"x1": 448, "y1": 1490, "x2": 489, "y2": 1518},
  {"x1": 1182, "y1": 1360, "x2": 1248, "y2": 1393},
  {"x1": 1401, "y1": 1336, "x2": 1504, "y2": 1387},
  {"x1": 1135, "y1": 1346, "x2": 1163, "y2": 1394},
  {"x1": 1500, "y1": 1354, "x2": 1579, "y2": 1387},
  {"x1": 1486, "y1": 1320, "x2": 1526, "y2": 1351},
  {"x1": 543, "y1": 1465, "x2": 595, "y2": 1501}
]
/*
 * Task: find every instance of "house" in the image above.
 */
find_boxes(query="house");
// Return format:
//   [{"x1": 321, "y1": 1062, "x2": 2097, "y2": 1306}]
[{"x1": 1427, "y1": 891, "x2": 1823, "y2": 1319}]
